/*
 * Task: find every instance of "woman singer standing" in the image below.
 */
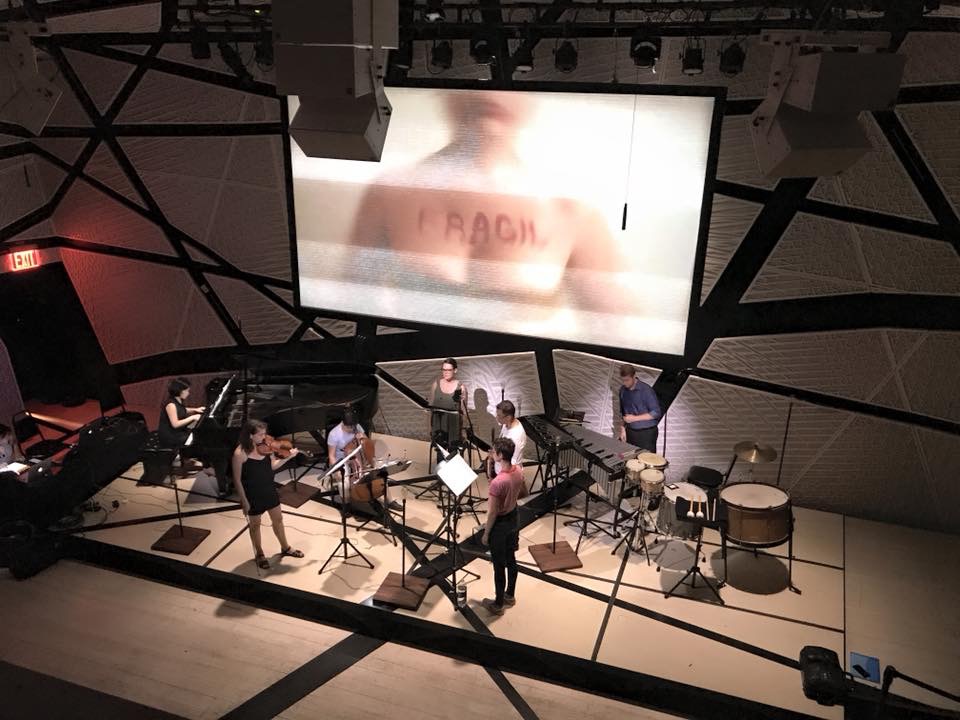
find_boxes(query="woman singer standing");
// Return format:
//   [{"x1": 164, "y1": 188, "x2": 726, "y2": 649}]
[
  {"x1": 232, "y1": 419, "x2": 304, "y2": 570},
  {"x1": 427, "y1": 357, "x2": 469, "y2": 451}
]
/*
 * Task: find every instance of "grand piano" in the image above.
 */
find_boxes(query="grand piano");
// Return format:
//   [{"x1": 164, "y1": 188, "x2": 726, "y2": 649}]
[{"x1": 189, "y1": 359, "x2": 379, "y2": 494}]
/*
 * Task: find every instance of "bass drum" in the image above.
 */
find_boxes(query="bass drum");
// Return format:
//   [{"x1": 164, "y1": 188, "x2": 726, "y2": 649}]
[{"x1": 720, "y1": 483, "x2": 791, "y2": 548}]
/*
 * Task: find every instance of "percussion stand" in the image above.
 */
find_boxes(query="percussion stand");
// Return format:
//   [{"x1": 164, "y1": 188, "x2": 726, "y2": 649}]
[
  {"x1": 318, "y1": 444, "x2": 374, "y2": 574},
  {"x1": 610, "y1": 495, "x2": 651, "y2": 565},
  {"x1": 665, "y1": 498, "x2": 724, "y2": 604},
  {"x1": 528, "y1": 462, "x2": 583, "y2": 573}
]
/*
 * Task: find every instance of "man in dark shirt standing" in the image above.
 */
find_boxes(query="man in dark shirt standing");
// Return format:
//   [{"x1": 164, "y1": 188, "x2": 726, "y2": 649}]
[{"x1": 617, "y1": 364, "x2": 662, "y2": 452}]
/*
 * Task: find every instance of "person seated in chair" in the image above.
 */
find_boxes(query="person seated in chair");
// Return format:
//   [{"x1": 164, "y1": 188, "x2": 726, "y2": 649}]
[{"x1": 157, "y1": 378, "x2": 206, "y2": 477}]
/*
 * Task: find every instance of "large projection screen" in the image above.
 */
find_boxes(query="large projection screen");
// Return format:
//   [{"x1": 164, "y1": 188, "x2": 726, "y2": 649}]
[{"x1": 290, "y1": 86, "x2": 717, "y2": 355}]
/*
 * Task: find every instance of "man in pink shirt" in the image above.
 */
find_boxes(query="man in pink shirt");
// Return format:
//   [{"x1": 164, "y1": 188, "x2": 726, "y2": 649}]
[{"x1": 481, "y1": 437, "x2": 526, "y2": 615}]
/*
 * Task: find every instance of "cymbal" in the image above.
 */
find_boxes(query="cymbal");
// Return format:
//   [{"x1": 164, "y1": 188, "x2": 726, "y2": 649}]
[{"x1": 734, "y1": 441, "x2": 778, "y2": 464}]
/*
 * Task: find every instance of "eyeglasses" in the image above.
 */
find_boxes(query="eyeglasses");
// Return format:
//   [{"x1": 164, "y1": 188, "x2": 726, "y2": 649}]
[{"x1": 441, "y1": 367, "x2": 455, "y2": 372}]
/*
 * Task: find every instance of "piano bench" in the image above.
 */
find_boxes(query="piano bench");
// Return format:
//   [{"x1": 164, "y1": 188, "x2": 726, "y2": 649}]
[{"x1": 141, "y1": 433, "x2": 177, "y2": 485}]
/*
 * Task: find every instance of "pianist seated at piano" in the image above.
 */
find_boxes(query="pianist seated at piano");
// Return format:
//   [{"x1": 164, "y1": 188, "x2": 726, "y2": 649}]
[
  {"x1": 158, "y1": 378, "x2": 206, "y2": 474},
  {"x1": 231, "y1": 419, "x2": 304, "y2": 570}
]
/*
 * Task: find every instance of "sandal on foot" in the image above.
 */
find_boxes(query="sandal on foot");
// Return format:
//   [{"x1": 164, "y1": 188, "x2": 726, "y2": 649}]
[
  {"x1": 255, "y1": 554, "x2": 270, "y2": 569},
  {"x1": 281, "y1": 547, "x2": 304, "y2": 559}
]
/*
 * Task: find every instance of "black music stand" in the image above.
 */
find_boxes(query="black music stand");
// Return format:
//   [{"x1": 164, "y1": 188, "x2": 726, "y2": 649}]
[
  {"x1": 373, "y1": 498, "x2": 431, "y2": 610},
  {"x1": 664, "y1": 497, "x2": 724, "y2": 604},
  {"x1": 150, "y1": 452, "x2": 211, "y2": 555},
  {"x1": 409, "y1": 445, "x2": 480, "y2": 610},
  {"x1": 318, "y1": 444, "x2": 374, "y2": 574},
  {"x1": 529, "y1": 452, "x2": 582, "y2": 573}
]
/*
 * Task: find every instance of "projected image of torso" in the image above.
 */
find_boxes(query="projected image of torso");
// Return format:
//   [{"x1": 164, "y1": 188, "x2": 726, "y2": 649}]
[{"x1": 351, "y1": 92, "x2": 619, "y2": 299}]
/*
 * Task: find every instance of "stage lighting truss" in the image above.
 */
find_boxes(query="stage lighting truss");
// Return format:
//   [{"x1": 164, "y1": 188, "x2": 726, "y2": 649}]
[
  {"x1": 681, "y1": 36, "x2": 705, "y2": 75},
  {"x1": 554, "y1": 39, "x2": 578, "y2": 73},
  {"x1": 630, "y1": 31, "x2": 661, "y2": 69},
  {"x1": 719, "y1": 39, "x2": 746, "y2": 75},
  {"x1": 430, "y1": 39, "x2": 453, "y2": 70}
]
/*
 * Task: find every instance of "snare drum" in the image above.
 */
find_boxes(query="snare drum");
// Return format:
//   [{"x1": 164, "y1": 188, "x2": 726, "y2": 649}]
[
  {"x1": 639, "y1": 468, "x2": 664, "y2": 496},
  {"x1": 720, "y1": 483, "x2": 791, "y2": 548},
  {"x1": 657, "y1": 482, "x2": 707, "y2": 539},
  {"x1": 638, "y1": 451, "x2": 668, "y2": 470},
  {"x1": 624, "y1": 458, "x2": 645, "y2": 487}
]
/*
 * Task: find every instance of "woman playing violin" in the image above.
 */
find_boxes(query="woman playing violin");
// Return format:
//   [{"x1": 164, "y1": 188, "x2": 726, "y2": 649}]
[{"x1": 232, "y1": 419, "x2": 304, "y2": 570}]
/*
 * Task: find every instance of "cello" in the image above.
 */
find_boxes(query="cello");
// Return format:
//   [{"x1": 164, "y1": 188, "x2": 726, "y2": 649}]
[{"x1": 342, "y1": 434, "x2": 385, "y2": 502}]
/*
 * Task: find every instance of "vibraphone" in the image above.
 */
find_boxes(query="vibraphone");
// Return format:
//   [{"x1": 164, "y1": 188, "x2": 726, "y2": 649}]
[{"x1": 560, "y1": 423, "x2": 637, "y2": 504}]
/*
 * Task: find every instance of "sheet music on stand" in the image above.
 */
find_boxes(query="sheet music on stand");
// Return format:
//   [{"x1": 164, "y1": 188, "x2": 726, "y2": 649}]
[{"x1": 435, "y1": 453, "x2": 477, "y2": 497}]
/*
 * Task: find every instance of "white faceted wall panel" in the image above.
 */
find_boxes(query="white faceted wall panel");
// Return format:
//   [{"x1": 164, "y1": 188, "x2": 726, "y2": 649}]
[
  {"x1": 701, "y1": 331, "x2": 896, "y2": 403},
  {"x1": 45, "y1": 2, "x2": 160, "y2": 33},
  {"x1": 207, "y1": 182, "x2": 290, "y2": 281},
  {"x1": 313, "y1": 319, "x2": 357, "y2": 338},
  {"x1": 0, "y1": 158, "x2": 50, "y2": 228},
  {"x1": 899, "y1": 33, "x2": 960, "y2": 86},
  {"x1": 62, "y1": 49, "x2": 134, "y2": 115},
  {"x1": 60, "y1": 250, "x2": 233, "y2": 364},
  {"x1": 898, "y1": 333, "x2": 960, "y2": 423},
  {"x1": 121, "y1": 136, "x2": 233, "y2": 180},
  {"x1": 31, "y1": 138, "x2": 87, "y2": 165},
  {"x1": 553, "y1": 349, "x2": 660, "y2": 438},
  {"x1": 700, "y1": 195, "x2": 763, "y2": 304},
  {"x1": 898, "y1": 102, "x2": 960, "y2": 216},
  {"x1": 916, "y1": 428, "x2": 960, "y2": 533},
  {"x1": 10, "y1": 220, "x2": 56, "y2": 242},
  {"x1": 857, "y1": 227, "x2": 960, "y2": 296},
  {"x1": 33, "y1": 157, "x2": 66, "y2": 200},
  {"x1": 374, "y1": 377, "x2": 431, "y2": 442},
  {"x1": 43, "y1": 74, "x2": 94, "y2": 127},
  {"x1": 53, "y1": 180, "x2": 175, "y2": 256},
  {"x1": 824, "y1": 114, "x2": 934, "y2": 222},
  {"x1": 117, "y1": 72, "x2": 255, "y2": 124},
  {"x1": 204, "y1": 274, "x2": 299, "y2": 346},
  {"x1": 0, "y1": 340, "x2": 24, "y2": 427},
  {"x1": 716, "y1": 115, "x2": 776, "y2": 189},
  {"x1": 83, "y1": 144, "x2": 144, "y2": 208}
]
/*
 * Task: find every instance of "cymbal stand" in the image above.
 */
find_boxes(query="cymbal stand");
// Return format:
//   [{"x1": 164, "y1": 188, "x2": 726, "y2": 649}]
[{"x1": 318, "y1": 444, "x2": 373, "y2": 574}]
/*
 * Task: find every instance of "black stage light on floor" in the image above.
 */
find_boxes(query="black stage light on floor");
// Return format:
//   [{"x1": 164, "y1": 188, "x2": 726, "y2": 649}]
[
  {"x1": 799, "y1": 646, "x2": 849, "y2": 706},
  {"x1": 430, "y1": 39, "x2": 453, "y2": 70},
  {"x1": 512, "y1": 44, "x2": 533, "y2": 73},
  {"x1": 719, "y1": 40, "x2": 746, "y2": 76},
  {"x1": 218, "y1": 40, "x2": 254, "y2": 85},
  {"x1": 630, "y1": 31, "x2": 661, "y2": 69},
  {"x1": 470, "y1": 33, "x2": 493, "y2": 65},
  {"x1": 554, "y1": 39, "x2": 577, "y2": 73},
  {"x1": 424, "y1": 0, "x2": 445, "y2": 22},
  {"x1": 190, "y1": 25, "x2": 210, "y2": 60},
  {"x1": 681, "y1": 37, "x2": 705, "y2": 75},
  {"x1": 254, "y1": 28, "x2": 273, "y2": 69},
  {"x1": 392, "y1": 40, "x2": 413, "y2": 71}
]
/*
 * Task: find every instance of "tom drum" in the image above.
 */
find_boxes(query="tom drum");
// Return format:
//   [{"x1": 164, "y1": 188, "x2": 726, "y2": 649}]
[
  {"x1": 638, "y1": 451, "x2": 668, "y2": 470},
  {"x1": 639, "y1": 468, "x2": 665, "y2": 496},
  {"x1": 624, "y1": 458, "x2": 645, "y2": 488},
  {"x1": 657, "y1": 482, "x2": 706, "y2": 540}
]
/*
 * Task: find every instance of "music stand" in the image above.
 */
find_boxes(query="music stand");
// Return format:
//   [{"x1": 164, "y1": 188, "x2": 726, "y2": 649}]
[
  {"x1": 664, "y1": 497, "x2": 724, "y2": 604},
  {"x1": 529, "y1": 456, "x2": 583, "y2": 573},
  {"x1": 151, "y1": 456, "x2": 211, "y2": 556},
  {"x1": 318, "y1": 443, "x2": 373, "y2": 574},
  {"x1": 373, "y1": 498, "x2": 431, "y2": 610},
  {"x1": 409, "y1": 444, "x2": 481, "y2": 610}
]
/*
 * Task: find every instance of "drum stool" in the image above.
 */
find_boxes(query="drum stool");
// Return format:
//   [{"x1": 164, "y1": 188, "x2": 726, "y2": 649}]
[{"x1": 687, "y1": 465, "x2": 723, "y2": 497}]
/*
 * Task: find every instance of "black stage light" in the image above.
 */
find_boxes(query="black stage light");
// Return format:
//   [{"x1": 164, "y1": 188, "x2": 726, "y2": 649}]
[
  {"x1": 424, "y1": 0, "x2": 445, "y2": 23},
  {"x1": 190, "y1": 25, "x2": 210, "y2": 60},
  {"x1": 513, "y1": 44, "x2": 533, "y2": 73},
  {"x1": 218, "y1": 41, "x2": 254, "y2": 84},
  {"x1": 254, "y1": 28, "x2": 273, "y2": 68},
  {"x1": 470, "y1": 33, "x2": 493, "y2": 65},
  {"x1": 430, "y1": 40, "x2": 453, "y2": 70},
  {"x1": 719, "y1": 41, "x2": 745, "y2": 76},
  {"x1": 554, "y1": 40, "x2": 577, "y2": 73},
  {"x1": 799, "y1": 646, "x2": 849, "y2": 706},
  {"x1": 630, "y1": 31, "x2": 661, "y2": 69},
  {"x1": 392, "y1": 40, "x2": 413, "y2": 71},
  {"x1": 681, "y1": 38, "x2": 704, "y2": 75}
]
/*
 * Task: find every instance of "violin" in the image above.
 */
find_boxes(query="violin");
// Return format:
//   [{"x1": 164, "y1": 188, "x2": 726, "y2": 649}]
[{"x1": 256, "y1": 434, "x2": 306, "y2": 459}]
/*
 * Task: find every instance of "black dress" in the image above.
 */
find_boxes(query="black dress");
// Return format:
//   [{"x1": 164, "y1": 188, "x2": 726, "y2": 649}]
[
  {"x1": 241, "y1": 454, "x2": 279, "y2": 516},
  {"x1": 158, "y1": 400, "x2": 189, "y2": 448}
]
